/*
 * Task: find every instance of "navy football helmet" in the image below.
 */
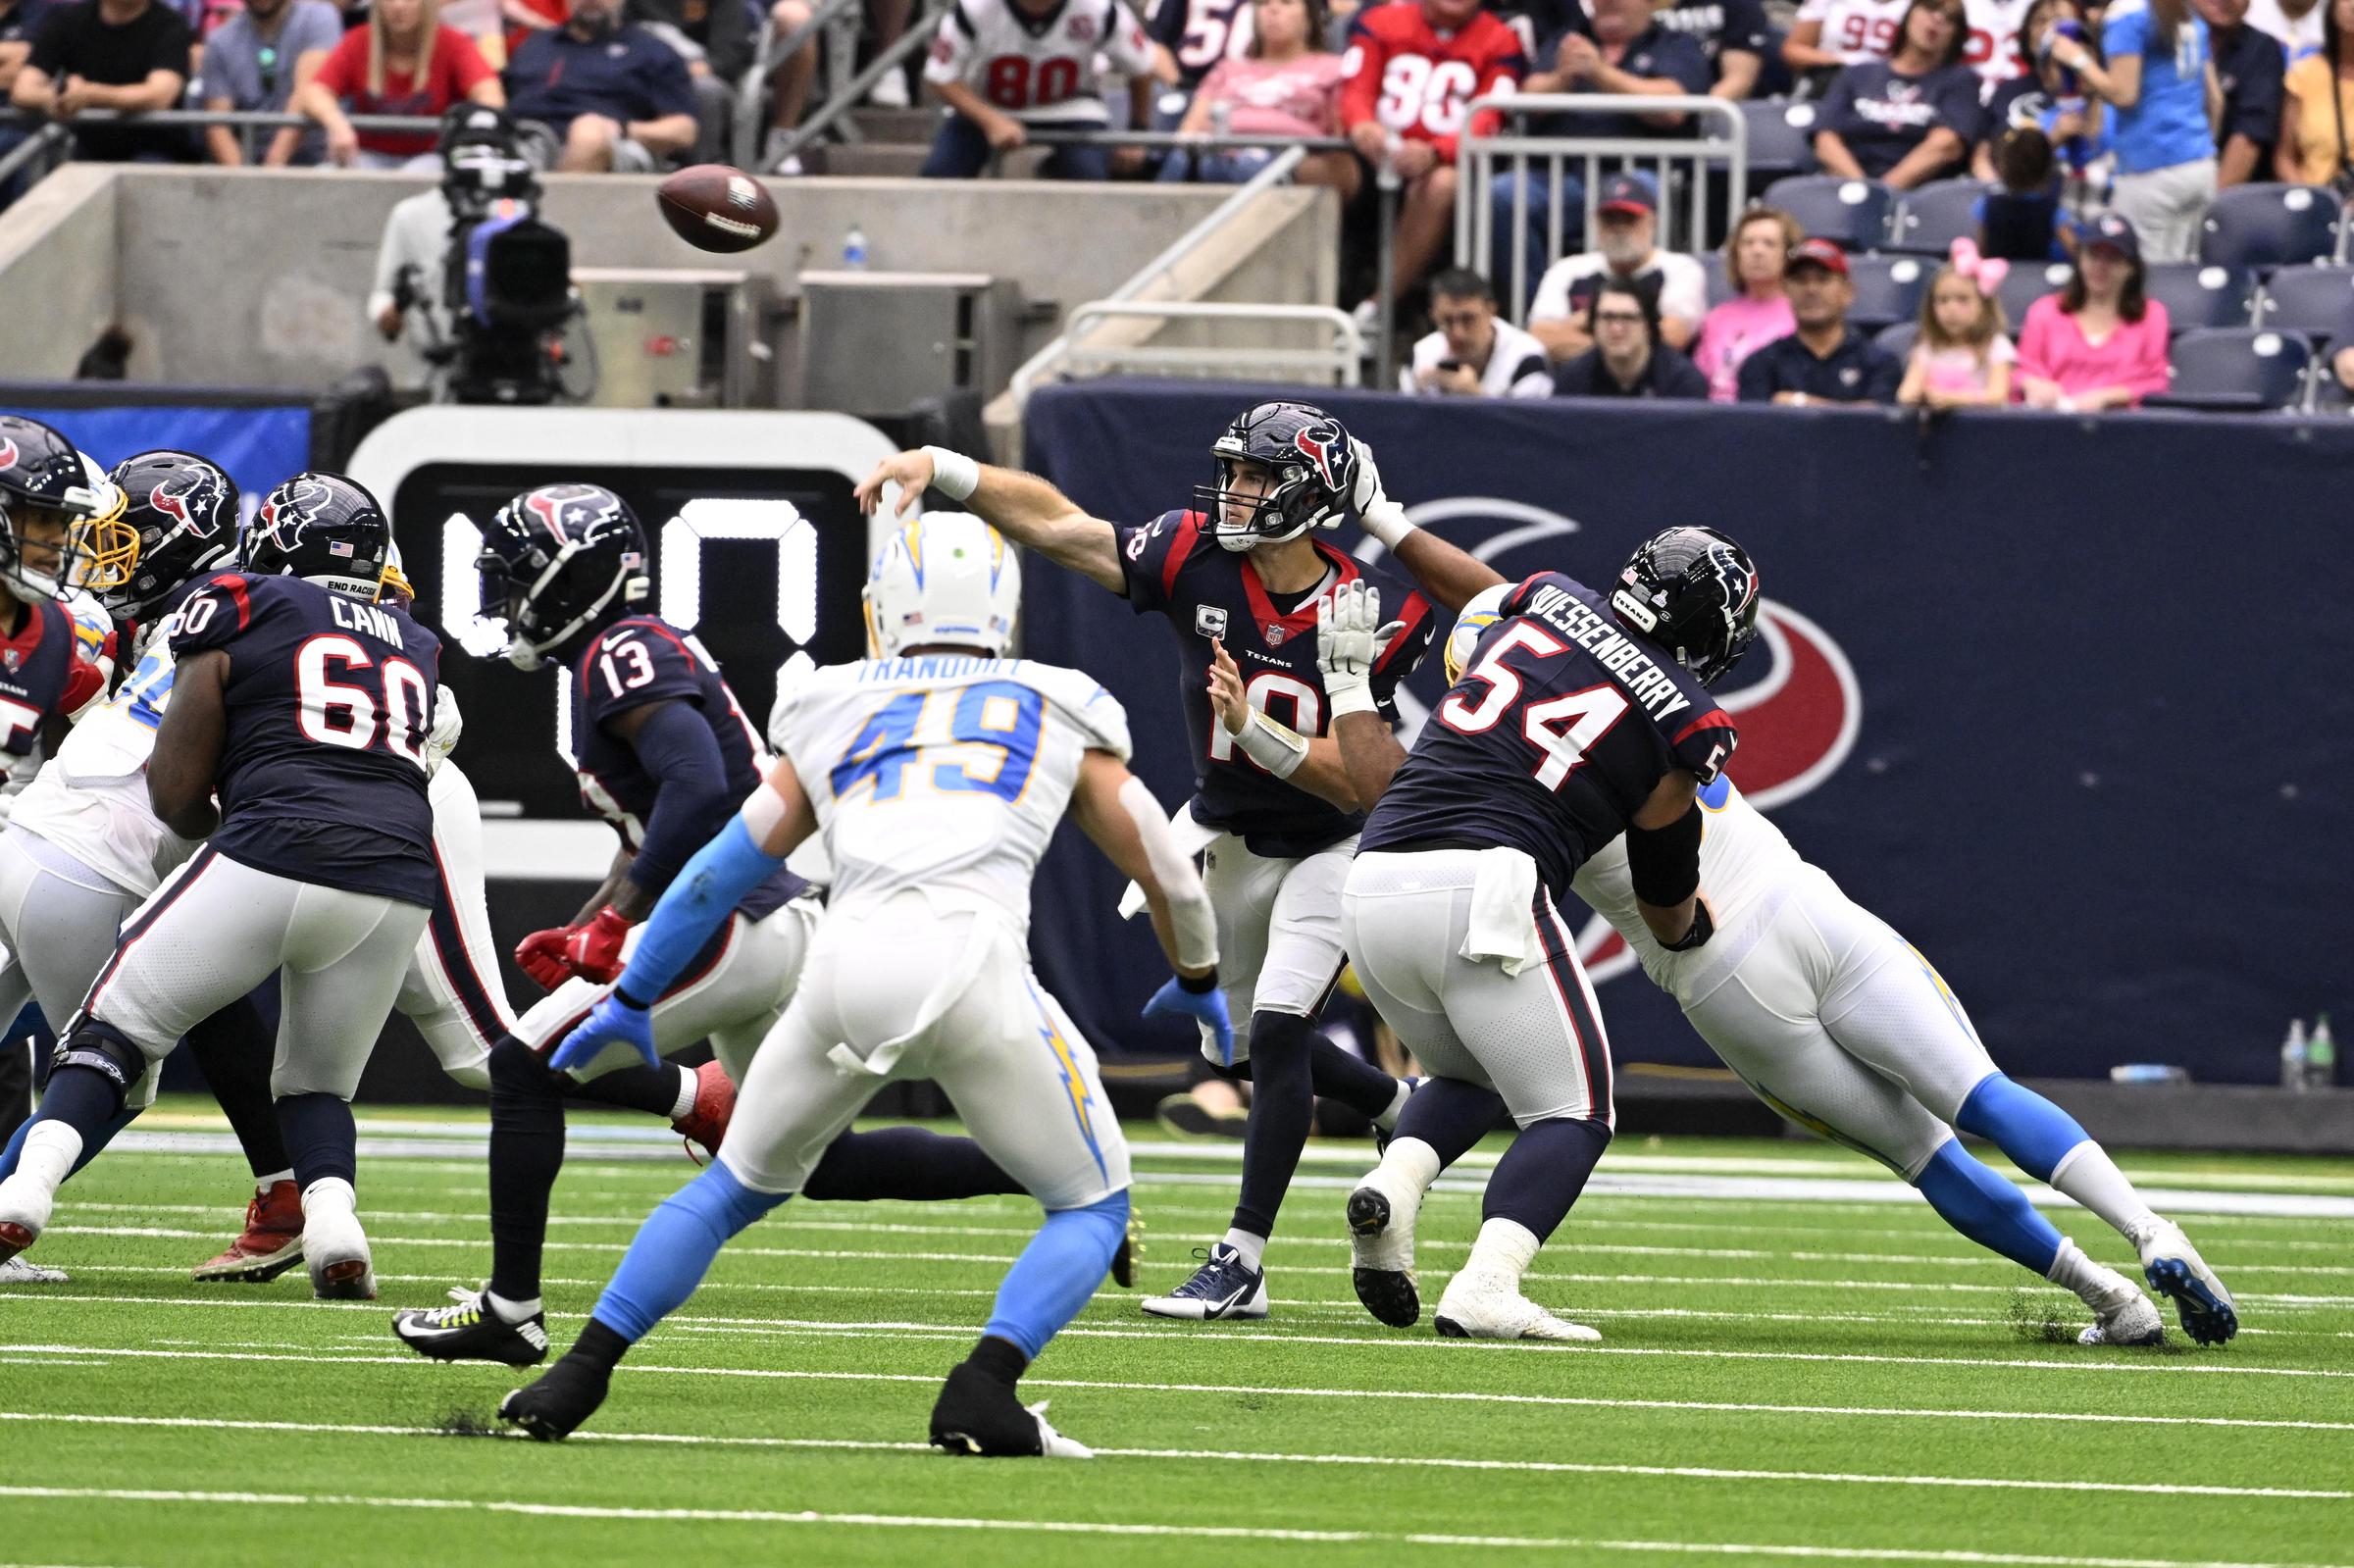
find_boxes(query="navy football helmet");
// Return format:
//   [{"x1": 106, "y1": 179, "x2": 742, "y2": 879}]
[
  {"x1": 1196, "y1": 401, "x2": 1358, "y2": 552},
  {"x1": 244, "y1": 472, "x2": 392, "y2": 601},
  {"x1": 0, "y1": 414, "x2": 121, "y2": 601},
  {"x1": 1609, "y1": 526, "x2": 1761, "y2": 687},
  {"x1": 89, "y1": 450, "x2": 241, "y2": 620},
  {"x1": 478, "y1": 482, "x2": 649, "y2": 670}
]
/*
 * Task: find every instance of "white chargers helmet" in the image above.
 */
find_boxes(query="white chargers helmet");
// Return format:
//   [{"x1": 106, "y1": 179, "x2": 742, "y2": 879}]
[
  {"x1": 862, "y1": 511, "x2": 1020, "y2": 659},
  {"x1": 1443, "y1": 581, "x2": 1513, "y2": 684}
]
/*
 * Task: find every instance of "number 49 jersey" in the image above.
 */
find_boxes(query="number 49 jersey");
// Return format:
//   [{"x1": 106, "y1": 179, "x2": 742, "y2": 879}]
[
  {"x1": 1360, "y1": 570, "x2": 1736, "y2": 898},
  {"x1": 926, "y1": 0, "x2": 1156, "y2": 124},
  {"x1": 772, "y1": 654, "x2": 1130, "y2": 928},
  {"x1": 169, "y1": 572, "x2": 441, "y2": 906}
]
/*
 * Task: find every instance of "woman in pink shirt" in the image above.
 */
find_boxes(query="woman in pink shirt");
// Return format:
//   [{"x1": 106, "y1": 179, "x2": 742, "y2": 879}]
[
  {"x1": 1167, "y1": 0, "x2": 1358, "y2": 198},
  {"x1": 1693, "y1": 208, "x2": 1801, "y2": 403},
  {"x1": 2016, "y1": 212, "x2": 2173, "y2": 410}
]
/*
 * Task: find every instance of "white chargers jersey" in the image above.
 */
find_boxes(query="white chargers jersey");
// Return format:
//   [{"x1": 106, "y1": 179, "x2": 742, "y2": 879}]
[
  {"x1": 1795, "y1": 0, "x2": 1909, "y2": 64},
  {"x1": 925, "y1": 0, "x2": 1157, "y2": 123},
  {"x1": 1570, "y1": 773, "x2": 1806, "y2": 1004},
  {"x1": 773, "y1": 654, "x2": 1131, "y2": 928},
  {"x1": 10, "y1": 620, "x2": 194, "y2": 898}
]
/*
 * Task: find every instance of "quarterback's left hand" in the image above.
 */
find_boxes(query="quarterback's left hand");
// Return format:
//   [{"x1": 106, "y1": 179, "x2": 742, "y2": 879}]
[
  {"x1": 1145, "y1": 973, "x2": 1233, "y2": 1067},
  {"x1": 560, "y1": 906, "x2": 633, "y2": 985},
  {"x1": 550, "y1": 988, "x2": 657, "y2": 1074},
  {"x1": 1317, "y1": 581, "x2": 1404, "y2": 716}
]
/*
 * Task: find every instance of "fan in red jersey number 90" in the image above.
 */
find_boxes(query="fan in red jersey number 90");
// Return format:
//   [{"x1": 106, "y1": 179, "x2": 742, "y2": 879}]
[{"x1": 655, "y1": 164, "x2": 780, "y2": 254}]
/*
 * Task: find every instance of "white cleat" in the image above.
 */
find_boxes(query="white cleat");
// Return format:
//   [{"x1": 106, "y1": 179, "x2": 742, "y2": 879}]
[
  {"x1": 0, "y1": 1173, "x2": 54, "y2": 1265},
  {"x1": 0, "y1": 1253, "x2": 66, "y2": 1284},
  {"x1": 1432, "y1": 1269, "x2": 1601, "y2": 1342},
  {"x1": 1029, "y1": 1401, "x2": 1095, "y2": 1460},
  {"x1": 1346, "y1": 1168, "x2": 1423, "y2": 1328},
  {"x1": 304, "y1": 1204, "x2": 376, "y2": 1301},
  {"x1": 2077, "y1": 1270, "x2": 2165, "y2": 1346},
  {"x1": 2129, "y1": 1217, "x2": 2238, "y2": 1345}
]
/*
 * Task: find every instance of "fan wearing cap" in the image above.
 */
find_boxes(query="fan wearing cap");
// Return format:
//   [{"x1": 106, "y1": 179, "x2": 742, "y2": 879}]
[
  {"x1": 2016, "y1": 211, "x2": 2174, "y2": 409},
  {"x1": 1735, "y1": 237, "x2": 1906, "y2": 404},
  {"x1": 1525, "y1": 171, "x2": 1711, "y2": 362}
]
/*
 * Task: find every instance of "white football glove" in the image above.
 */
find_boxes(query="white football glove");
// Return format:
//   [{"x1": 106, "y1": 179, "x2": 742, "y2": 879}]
[
  {"x1": 1346, "y1": 435, "x2": 1415, "y2": 548},
  {"x1": 1317, "y1": 581, "x2": 1403, "y2": 719},
  {"x1": 426, "y1": 685, "x2": 464, "y2": 776}
]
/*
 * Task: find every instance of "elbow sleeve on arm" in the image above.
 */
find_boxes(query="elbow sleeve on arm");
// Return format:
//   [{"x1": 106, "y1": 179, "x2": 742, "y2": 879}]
[
  {"x1": 624, "y1": 702, "x2": 733, "y2": 895},
  {"x1": 617, "y1": 813, "x2": 785, "y2": 1003},
  {"x1": 1118, "y1": 776, "x2": 1217, "y2": 971},
  {"x1": 1625, "y1": 805, "x2": 1704, "y2": 908}
]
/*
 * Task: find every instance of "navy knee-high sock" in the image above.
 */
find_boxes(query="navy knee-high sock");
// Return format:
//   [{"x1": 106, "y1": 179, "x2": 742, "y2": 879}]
[
  {"x1": 1482, "y1": 1116, "x2": 1612, "y2": 1243},
  {"x1": 1231, "y1": 1010, "x2": 1314, "y2": 1240},
  {"x1": 568, "y1": 1061, "x2": 687, "y2": 1118},
  {"x1": 1393, "y1": 1077, "x2": 1506, "y2": 1168},
  {"x1": 486, "y1": 1036, "x2": 567, "y2": 1301},
  {"x1": 801, "y1": 1126, "x2": 1018, "y2": 1201},
  {"x1": 274, "y1": 1093, "x2": 356, "y2": 1190},
  {"x1": 184, "y1": 993, "x2": 288, "y2": 1180},
  {"x1": 1307, "y1": 1037, "x2": 1397, "y2": 1120}
]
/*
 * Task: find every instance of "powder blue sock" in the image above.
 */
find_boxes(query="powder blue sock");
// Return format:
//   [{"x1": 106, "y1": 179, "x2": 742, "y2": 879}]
[
  {"x1": 981, "y1": 1189, "x2": 1131, "y2": 1359},
  {"x1": 590, "y1": 1159, "x2": 789, "y2": 1342},
  {"x1": 1954, "y1": 1073, "x2": 2091, "y2": 1183},
  {"x1": 1914, "y1": 1138, "x2": 2063, "y2": 1275}
]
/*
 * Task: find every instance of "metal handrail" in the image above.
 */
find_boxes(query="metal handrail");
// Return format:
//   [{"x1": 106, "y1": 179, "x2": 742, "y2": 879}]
[
  {"x1": 1057, "y1": 301, "x2": 1362, "y2": 386},
  {"x1": 0, "y1": 108, "x2": 454, "y2": 187},
  {"x1": 766, "y1": 0, "x2": 949, "y2": 169},
  {"x1": 1454, "y1": 93, "x2": 1748, "y2": 322},
  {"x1": 1005, "y1": 144, "x2": 1310, "y2": 405}
]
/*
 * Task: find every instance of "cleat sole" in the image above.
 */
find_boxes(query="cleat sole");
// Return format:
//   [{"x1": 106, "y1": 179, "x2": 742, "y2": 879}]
[
  {"x1": 1353, "y1": 1267, "x2": 1420, "y2": 1328},
  {"x1": 314, "y1": 1258, "x2": 376, "y2": 1301},
  {"x1": 1433, "y1": 1315, "x2": 1470, "y2": 1339},
  {"x1": 0, "y1": 1221, "x2": 33, "y2": 1264},
  {"x1": 193, "y1": 1239, "x2": 305, "y2": 1284},
  {"x1": 2146, "y1": 1258, "x2": 2238, "y2": 1345}
]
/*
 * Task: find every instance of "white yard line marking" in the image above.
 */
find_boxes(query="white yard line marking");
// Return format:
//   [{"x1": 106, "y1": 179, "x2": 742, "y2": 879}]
[
  {"x1": 6, "y1": 1344, "x2": 2350, "y2": 1431},
  {"x1": 0, "y1": 1412, "x2": 2341, "y2": 1501},
  {"x1": 0, "y1": 1486, "x2": 2341, "y2": 1566}
]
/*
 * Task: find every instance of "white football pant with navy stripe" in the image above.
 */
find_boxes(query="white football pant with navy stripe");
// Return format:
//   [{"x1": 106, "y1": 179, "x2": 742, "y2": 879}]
[
  {"x1": 717, "y1": 892, "x2": 1130, "y2": 1212},
  {"x1": 1196, "y1": 831, "x2": 1356, "y2": 1064}
]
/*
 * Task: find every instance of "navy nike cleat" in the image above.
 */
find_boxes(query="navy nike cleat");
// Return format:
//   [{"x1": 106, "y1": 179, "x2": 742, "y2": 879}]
[
  {"x1": 1140, "y1": 1242, "x2": 1268, "y2": 1321},
  {"x1": 2132, "y1": 1218, "x2": 2238, "y2": 1345}
]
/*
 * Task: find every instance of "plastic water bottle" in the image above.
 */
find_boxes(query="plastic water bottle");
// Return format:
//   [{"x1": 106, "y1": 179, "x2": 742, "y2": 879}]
[
  {"x1": 2308, "y1": 1014, "x2": 2336, "y2": 1090},
  {"x1": 843, "y1": 223, "x2": 869, "y2": 271},
  {"x1": 2279, "y1": 1018, "x2": 2309, "y2": 1090}
]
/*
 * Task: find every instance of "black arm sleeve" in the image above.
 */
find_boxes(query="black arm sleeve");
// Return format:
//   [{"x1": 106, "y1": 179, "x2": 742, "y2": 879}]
[
  {"x1": 624, "y1": 699, "x2": 736, "y2": 898},
  {"x1": 1625, "y1": 803, "x2": 1703, "y2": 907}
]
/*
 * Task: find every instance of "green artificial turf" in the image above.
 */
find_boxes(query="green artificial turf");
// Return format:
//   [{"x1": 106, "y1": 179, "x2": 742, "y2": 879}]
[{"x1": 1, "y1": 1103, "x2": 2347, "y2": 1567}]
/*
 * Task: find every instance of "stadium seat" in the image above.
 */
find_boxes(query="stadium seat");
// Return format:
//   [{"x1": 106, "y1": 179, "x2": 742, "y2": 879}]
[
  {"x1": 2141, "y1": 264, "x2": 2257, "y2": 334},
  {"x1": 2198, "y1": 184, "x2": 2343, "y2": 269},
  {"x1": 1762, "y1": 175, "x2": 1894, "y2": 251},
  {"x1": 1742, "y1": 100, "x2": 1822, "y2": 188},
  {"x1": 2146, "y1": 328, "x2": 2313, "y2": 412},
  {"x1": 1874, "y1": 320, "x2": 1920, "y2": 360},
  {"x1": 2253, "y1": 265, "x2": 2354, "y2": 344},
  {"x1": 1995, "y1": 261, "x2": 2074, "y2": 332},
  {"x1": 1887, "y1": 178, "x2": 1986, "y2": 256},
  {"x1": 1845, "y1": 253, "x2": 1931, "y2": 330}
]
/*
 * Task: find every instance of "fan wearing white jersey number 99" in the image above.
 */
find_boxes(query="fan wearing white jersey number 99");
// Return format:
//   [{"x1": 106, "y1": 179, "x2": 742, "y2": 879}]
[{"x1": 500, "y1": 511, "x2": 1226, "y2": 1458}]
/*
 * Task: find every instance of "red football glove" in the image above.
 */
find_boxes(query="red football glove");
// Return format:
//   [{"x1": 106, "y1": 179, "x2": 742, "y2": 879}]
[
  {"x1": 559, "y1": 905, "x2": 634, "y2": 985},
  {"x1": 514, "y1": 926, "x2": 576, "y2": 991}
]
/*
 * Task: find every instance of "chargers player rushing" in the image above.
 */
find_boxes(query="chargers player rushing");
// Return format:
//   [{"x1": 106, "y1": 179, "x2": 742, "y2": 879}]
[
  {"x1": 0, "y1": 473, "x2": 438, "y2": 1298},
  {"x1": 856, "y1": 406, "x2": 1499, "y2": 1322},
  {"x1": 1343, "y1": 560, "x2": 2238, "y2": 1346},
  {"x1": 498, "y1": 512, "x2": 1227, "y2": 1455},
  {"x1": 393, "y1": 483, "x2": 1026, "y2": 1366}
]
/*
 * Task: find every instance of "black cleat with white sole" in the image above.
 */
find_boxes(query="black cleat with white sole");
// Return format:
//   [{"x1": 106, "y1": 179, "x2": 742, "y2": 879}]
[
  {"x1": 929, "y1": 1363, "x2": 1094, "y2": 1458},
  {"x1": 393, "y1": 1287, "x2": 550, "y2": 1366},
  {"x1": 1346, "y1": 1188, "x2": 1420, "y2": 1328},
  {"x1": 499, "y1": 1353, "x2": 612, "y2": 1442}
]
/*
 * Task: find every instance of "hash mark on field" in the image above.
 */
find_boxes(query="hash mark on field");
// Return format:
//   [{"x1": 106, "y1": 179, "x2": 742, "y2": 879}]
[
  {"x1": 0, "y1": 1412, "x2": 2342, "y2": 1501},
  {"x1": 0, "y1": 1486, "x2": 2342, "y2": 1567},
  {"x1": 7, "y1": 1346, "x2": 2350, "y2": 1431}
]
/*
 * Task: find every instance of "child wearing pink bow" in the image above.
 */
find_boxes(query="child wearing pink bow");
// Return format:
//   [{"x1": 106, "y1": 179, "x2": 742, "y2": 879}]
[{"x1": 1898, "y1": 239, "x2": 2017, "y2": 409}]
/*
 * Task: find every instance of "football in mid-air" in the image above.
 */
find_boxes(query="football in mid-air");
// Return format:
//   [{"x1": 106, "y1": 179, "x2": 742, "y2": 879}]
[{"x1": 655, "y1": 164, "x2": 780, "y2": 254}]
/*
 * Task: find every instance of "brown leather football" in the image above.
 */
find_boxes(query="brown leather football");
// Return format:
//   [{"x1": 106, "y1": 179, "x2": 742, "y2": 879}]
[{"x1": 655, "y1": 164, "x2": 780, "y2": 254}]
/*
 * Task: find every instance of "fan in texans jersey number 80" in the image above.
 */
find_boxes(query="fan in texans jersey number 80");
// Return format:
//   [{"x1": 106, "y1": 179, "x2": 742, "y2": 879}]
[{"x1": 477, "y1": 483, "x2": 652, "y2": 672}]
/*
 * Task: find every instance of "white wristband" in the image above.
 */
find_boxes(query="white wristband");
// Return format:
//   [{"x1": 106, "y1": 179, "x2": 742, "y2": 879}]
[
  {"x1": 1358, "y1": 497, "x2": 1417, "y2": 551},
  {"x1": 1327, "y1": 680, "x2": 1379, "y2": 719},
  {"x1": 1233, "y1": 710, "x2": 1309, "y2": 780},
  {"x1": 922, "y1": 445, "x2": 980, "y2": 502}
]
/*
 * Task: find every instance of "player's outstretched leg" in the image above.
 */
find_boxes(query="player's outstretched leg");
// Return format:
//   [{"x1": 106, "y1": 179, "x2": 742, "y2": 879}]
[
  {"x1": 500, "y1": 1158, "x2": 789, "y2": 1440},
  {"x1": 1911, "y1": 1138, "x2": 2162, "y2": 1346},
  {"x1": 1347, "y1": 1077, "x2": 1502, "y2": 1328},
  {"x1": 931, "y1": 1189, "x2": 1127, "y2": 1459},
  {"x1": 184, "y1": 991, "x2": 308, "y2": 1284},
  {"x1": 1434, "y1": 1115, "x2": 1610, "y2": 1342},
  {"x1": 0, "y1": 1026, "x2": 151, "y2": 1263},
  {"x1": 1951, "y1": 1074, "x2": 2236, "y2": 1344}
]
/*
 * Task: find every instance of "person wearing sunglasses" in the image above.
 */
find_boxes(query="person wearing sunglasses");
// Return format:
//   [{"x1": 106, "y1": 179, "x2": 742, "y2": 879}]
[{"x1": 196, "y1": 0, "x2": 340, "y2": 165}]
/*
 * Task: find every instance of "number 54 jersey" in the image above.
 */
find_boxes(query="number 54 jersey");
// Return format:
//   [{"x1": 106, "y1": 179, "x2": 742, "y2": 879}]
[{"x1": 770, "y1": 654, "x2": 1131, "y2": 926}]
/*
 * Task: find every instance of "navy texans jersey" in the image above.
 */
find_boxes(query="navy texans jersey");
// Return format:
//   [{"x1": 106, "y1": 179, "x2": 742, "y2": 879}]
[
  {"x1": 169, "y1": 573, "x2": 441, "y2": 906},
  {"x1": 571, "y1": 614, "x2": 808, "y2": 918},
  {"x1": 1360, "y1": 571, "x2": 1736, "y2": 896},
  {"x1": 1118, "y1": 509, "x2": 1438, "y2": 858},
  {"x1": 0, "y1": 593, "x2": 107, "y2": 760}
]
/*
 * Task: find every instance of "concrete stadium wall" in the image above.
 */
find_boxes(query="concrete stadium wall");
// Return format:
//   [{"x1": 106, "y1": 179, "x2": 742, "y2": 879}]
[{"x1": 0, "y1": 166, "x2": 1336, "y2": 393}]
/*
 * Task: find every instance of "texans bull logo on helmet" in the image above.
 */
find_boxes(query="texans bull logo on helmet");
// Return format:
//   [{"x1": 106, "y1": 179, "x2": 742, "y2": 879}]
[
  {"x1": 149, "y1": 470, "x2": 230, "y2": 540},
  {"x1": 0, "y1": 439, "x2": 18, "y2": 474},
  {"x1": 1291, "y1": 423, "x2": 1347, "y2": 491},
  {"x1": 521, "y1": 482, "x2": 627, "y2": 547},
  {"x1": 254, "y1": 477, "x2": 335, "y2": 557}
]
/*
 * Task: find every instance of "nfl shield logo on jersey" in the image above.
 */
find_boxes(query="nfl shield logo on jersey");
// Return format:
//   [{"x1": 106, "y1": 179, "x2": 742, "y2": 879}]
[{"x1": 1264, "y1": 625, "x2": 1287, "y2": 647}]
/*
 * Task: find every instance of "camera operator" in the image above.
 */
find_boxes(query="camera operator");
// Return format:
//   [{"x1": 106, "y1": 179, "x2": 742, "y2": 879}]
[{"x1": 367, "y1": 104, "x2": 577, "y2": 403}]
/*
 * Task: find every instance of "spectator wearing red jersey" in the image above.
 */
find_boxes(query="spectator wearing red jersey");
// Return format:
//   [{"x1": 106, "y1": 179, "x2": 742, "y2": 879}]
[
  {"x1": 293, "y1": 0, "x2": 503, "y2": 170},
  {"x1": 1341, "y1": 0, "x2": 1526, "y2": 314}
]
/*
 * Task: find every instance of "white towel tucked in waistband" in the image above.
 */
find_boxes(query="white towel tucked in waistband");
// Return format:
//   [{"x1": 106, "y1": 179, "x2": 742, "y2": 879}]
[{"x1": 1458, "y1": 845, "x2": 1545, "y2": 976}]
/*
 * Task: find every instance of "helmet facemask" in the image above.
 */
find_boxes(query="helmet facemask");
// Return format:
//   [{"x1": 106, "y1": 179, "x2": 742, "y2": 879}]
[{"x1": 0, "y1": 489, "x2": 111, "y2": 602}]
